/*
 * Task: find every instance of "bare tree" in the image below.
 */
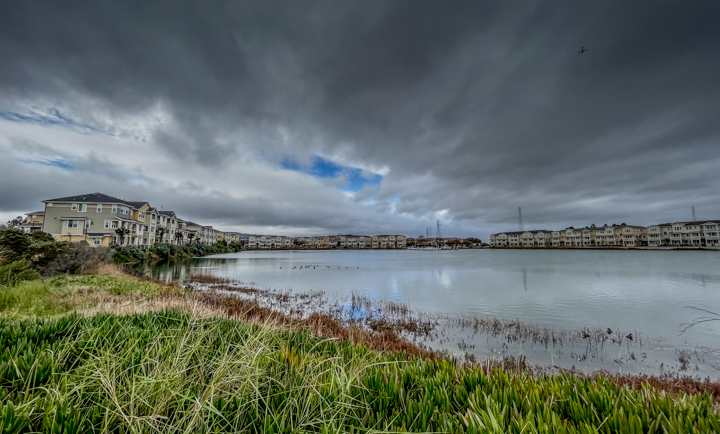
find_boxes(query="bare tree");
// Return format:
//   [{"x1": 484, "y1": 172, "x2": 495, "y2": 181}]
[{"x1": 6, "y1": 216, "x2": 24, "y2": 227}]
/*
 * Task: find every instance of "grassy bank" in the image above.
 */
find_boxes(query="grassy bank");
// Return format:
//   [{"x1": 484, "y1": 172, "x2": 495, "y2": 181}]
[
  {"x1": 2, "y1": 310, "x2": 719, "y2": 433},
  {"x1": 2, "y1": 261, "x2": 720, "y2": 432}
]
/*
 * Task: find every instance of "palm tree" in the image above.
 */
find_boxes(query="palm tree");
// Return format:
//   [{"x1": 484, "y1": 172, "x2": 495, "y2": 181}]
[
  {"x1": 175, "y1": 231, "x2": 184, "y2": 245},
  {"x1": 115, "y1": 227, "x2": 131, "y2": 245},
  {"x1": 156, "y1": 227, "x2": 167, "y2": 243},
  {"x1": 187, "y1": 233, "x2": 196, "y2": 244}
]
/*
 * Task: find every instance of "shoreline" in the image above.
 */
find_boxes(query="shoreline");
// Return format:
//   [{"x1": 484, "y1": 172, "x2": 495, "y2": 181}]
[{"x1": 184, "y1": 274, "x2": 720, "y2": 389}]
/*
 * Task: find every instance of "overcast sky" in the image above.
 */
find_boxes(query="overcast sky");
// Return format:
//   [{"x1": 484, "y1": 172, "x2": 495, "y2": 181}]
[{"x1": 1, "y1": 1, "x2": 719, "y2": 238}]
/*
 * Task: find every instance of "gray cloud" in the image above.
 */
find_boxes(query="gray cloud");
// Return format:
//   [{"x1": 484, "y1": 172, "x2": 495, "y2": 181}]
[{"x1": 1, "y1": 1, "x2": 720, "y2": 238}]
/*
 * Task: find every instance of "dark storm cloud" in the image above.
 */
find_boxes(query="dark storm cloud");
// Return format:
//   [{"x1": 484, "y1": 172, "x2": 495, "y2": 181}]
[{"x1": 1, "y1": 1, "x2": 720, "y2": 236}]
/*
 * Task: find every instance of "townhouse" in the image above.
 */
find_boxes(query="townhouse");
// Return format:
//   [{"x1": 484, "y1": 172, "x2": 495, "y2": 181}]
[
  {"x1": 246, "y1": 235, "x2": 293, "y2": 249},
  {"x1": 19, "y1": 211, "x2": 45, "y2": 234},
  {"x1": 668, "y1": 221, "x2": 720, "y2": 247},
  {"x1": 492, "y1": 220, "x2": 720, "y2": 249},
  {"x1": 336, "y1": 234, "x2": 372, "y2": 248},
  {"x1": 37, "y1": 192, "x2": 232, "y2": 247},
  {"x1": 372, "y1": 235, "x2": 406, "y2": 249}
]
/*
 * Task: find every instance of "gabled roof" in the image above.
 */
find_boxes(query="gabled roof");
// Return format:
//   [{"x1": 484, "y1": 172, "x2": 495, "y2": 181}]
[
  {"x1": 125, "y1": 201, "x2": 149, "y2": 209},
  {"x1": 44, "y1": 192, "x2": 130, "y2": 204},
  {"x1": 25, "y1": 211, "x2": 45, "y2": 215},
  {"x1": 159, "y1": 210, "x2": 177, "y2": 217}
]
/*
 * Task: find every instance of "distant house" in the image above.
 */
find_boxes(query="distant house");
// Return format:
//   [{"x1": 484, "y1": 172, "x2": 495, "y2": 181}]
[{"x1": 19, "y1": 211, "x2": 45, "y2": 234}]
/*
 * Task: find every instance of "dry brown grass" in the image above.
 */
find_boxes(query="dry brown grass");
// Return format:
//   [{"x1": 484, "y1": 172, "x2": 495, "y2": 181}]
[{"x1": 70, "y1": 271, "x2": 720, "y2": 403}]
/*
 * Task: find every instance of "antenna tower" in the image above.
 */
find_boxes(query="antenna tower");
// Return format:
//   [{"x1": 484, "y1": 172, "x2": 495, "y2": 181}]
[
  {"x1": 518, "y1": 207, "x2": 524, "y2": 232},
  {"x1": 436, "y1": 220, "x2": 442, "y2": 239},
  {"x1": 692, "y1": 207, "x2": 697, "y2": 221}
]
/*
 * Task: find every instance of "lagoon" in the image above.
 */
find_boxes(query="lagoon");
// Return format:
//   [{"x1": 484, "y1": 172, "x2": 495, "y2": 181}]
[{"x1": 145, "y1": 249, "x2": 720, "y2": 376}]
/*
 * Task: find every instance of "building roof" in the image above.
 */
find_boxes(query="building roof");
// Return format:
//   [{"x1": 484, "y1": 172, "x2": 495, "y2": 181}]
[
  {"x1": 159, "y1": 210, "x2": 177, "y2": 216},
  {"x1": 671, "y1": 220, "x2": 720, "y2": 226},
  {"x1": 125, "y1": 201, "x2": 149, "y2": 209},
  {"x1": 25, "y1": 211, "x2": 45, "y2": 215},
  {"x1": 44, "y1": 192, "x2": 132, "y2": 204}
]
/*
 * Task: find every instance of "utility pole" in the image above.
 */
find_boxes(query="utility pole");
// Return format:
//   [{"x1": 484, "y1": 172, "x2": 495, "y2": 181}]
[
  {"x1": 692, "y1": 206, "x2": 697, "y2": 221},
  {"x1": 436, "y1": 220, "x2": 442, "y2": 239},
  {"x1": 518, "y1": 207, "x2": 524, "y2": 232}
]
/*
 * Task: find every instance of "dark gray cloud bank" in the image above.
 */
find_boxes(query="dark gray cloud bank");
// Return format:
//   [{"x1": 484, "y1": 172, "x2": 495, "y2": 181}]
[{"x1": 1, "y1": 1, "x2": 719, "y2": 237}]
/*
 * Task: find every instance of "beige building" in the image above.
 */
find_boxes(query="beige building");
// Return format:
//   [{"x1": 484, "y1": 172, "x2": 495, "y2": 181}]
[
  {"x1": 669, "y1": 221, "x2": 720, "y2": 247},
  {"x1": 372, "y1": 235, "x2": 406, "y2": 249},
  {"x1": 19, "y1": 211, "x2": 45, "y2": 234},
  {"x1": 247, "y1": 235, "x2": 292, "y2": 249},
  {"x1": 621, "y1": 225, "x2": 647, "y2": 247}
]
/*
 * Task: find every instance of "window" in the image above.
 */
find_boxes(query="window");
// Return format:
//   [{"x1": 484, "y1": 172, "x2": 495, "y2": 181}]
[
  {"x1": 67, "y1": 220, "x2": 79, "y2": 228},
  {"x1": 139, "y1": 211, "x2": 145, "y2": 219},
  {"x1": 85, "y1": 220, "x2": 91, "y2": 229},
  {"x1": 120, "y1": 206, "x2": 129, "y2": 214},
  {"x1": 104, "y1": 220, "x2": 110, "y2": 229},
  {"x1": 111, "y1": 221, "x2": 119, "y2": 229},
  {"x1": 93, "y1": 238, "x2": 101, "y2": 246},
  {"x1": 112, "y1": 204, "x2": 118, "y2": 213},
  {"x1": 47, "y1": 203, "x2": 53, "y2": 206},
  {"x1": 71, "y1": 204, "x2": 77, "y2": 210},
  {"x1": 97, "y1": 204, "x2": 102, "y2": 212},
  {"x1": 78, "y1": 204, "x2": 87, "y2": 212}
]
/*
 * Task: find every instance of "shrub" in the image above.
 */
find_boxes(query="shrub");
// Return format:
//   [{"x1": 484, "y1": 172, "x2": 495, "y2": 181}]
[
  {"x1": 0, "y1": 228, "x2": 32, "y2": 263},
  {"x1": 152, "y1": 242, "x2": 171, "y2": 260},
  {"x1": 0, "y1": 260, "x2": 41, "y2": 287}
]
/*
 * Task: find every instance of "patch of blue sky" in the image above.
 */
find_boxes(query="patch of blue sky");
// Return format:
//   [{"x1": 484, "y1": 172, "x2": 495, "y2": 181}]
[
  {"x1": 0, "y1": 109, "x2": 98, "y2": 134},
  {"x1": 17, "y1": 158, "x2": 74, "y2": 171},
  {"x1": 282, "y1": 155, "x2": 382, "y2": 192}
]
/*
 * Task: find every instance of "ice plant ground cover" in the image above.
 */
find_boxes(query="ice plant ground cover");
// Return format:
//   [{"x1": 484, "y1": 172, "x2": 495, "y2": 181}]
[{"x1": 1, "y1": 309, "x2": 719, "y2": 433}]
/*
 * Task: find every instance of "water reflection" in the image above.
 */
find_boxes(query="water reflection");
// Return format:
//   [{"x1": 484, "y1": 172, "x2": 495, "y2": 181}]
[{"x1": 141, "y1": 250, "x2": 720, "y2": 350}]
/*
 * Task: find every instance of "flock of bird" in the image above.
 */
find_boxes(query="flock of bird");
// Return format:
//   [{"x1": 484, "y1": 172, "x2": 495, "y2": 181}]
[{"x1": 278, "y1": 265, "x2": 360, "y2": 270}]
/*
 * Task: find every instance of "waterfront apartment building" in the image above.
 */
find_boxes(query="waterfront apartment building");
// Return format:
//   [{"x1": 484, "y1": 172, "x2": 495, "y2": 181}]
[
  {"x1": 37, "y1": 192, "x2": 228, "y2": 247},
  {"x1": 246, "y1": 235, "x2": 293, "y2": 249},
  {"x1": 372, "y1": 235, "x2": 407, "y2": 249},
  {"x1": 491, "y1": 220, "x2": 720, "y2": 249}
]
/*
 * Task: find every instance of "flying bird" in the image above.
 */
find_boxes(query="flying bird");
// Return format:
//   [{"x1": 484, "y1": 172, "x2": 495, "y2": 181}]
[{"x1": 577, "y1": 47, "x2": 588, "y2": 54}]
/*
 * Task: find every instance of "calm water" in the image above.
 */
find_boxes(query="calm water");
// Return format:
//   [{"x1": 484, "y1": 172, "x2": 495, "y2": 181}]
[{"x1": 145, "y1": 249, "x2": 720, "y2": 374}]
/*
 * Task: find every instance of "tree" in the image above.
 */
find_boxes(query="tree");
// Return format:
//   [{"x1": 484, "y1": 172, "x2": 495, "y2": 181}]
[
  {"x1": 187, "y1": 233, "x2": 196, "y2": 244},
  {"x1": 156, "y1": 227, "x2": 167, "y2": 242},
  {"x1": 115, "y1": 228, "x2": 131, "y2": 245},
  {"x1": 6, "y1": 216, "x2": 23, "y2": 227},
  {"x1": 293, "y1": 238, "x2": 304, "y2": 248},
  {"x1": 175, "y1": 231, "x2": 184, "y2": 244}
]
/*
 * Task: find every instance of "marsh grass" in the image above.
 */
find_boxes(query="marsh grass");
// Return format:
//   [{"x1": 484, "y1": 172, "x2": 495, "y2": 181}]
[{"x1": 1, "y1": 311, "x2": 719, "y2": 433}]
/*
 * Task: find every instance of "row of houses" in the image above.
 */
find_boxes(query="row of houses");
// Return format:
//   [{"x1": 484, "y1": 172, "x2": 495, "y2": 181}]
[
  {"x1": 247, "y1": 234, "x2": 407, "y2": 249},
  {"x1": 18, "y1": 192, "x2": 243, "y2": 247},
  {"x1": 489, "y1": 220, "x2": 720, "y2": 248}
]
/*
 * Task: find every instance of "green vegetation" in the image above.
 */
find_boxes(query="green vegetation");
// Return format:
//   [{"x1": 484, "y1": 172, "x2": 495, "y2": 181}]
[
  {"x1": 2, "y1": 227, "x2": 719, "y2": 432},
  {"x1": 0, "y1": 274, "x2": 168, "y2": 319},
  {"x1": 0, "y1": 311, "x2": 718, "y2": 433},
  {"x1": 110, "y1": 240, "x2": 243, "y2": 263},
  {"x1": 0, "y1": 227, "x2": 243, "y2": 274}
]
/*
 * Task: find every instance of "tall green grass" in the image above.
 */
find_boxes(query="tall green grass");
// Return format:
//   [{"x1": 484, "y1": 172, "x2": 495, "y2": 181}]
[
  {"x1": 1, "y1": 311, "x2": 718, "y2": 433},
  {"x1": 0, "y1": 275, "x2": 167, "y2": 319}
]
